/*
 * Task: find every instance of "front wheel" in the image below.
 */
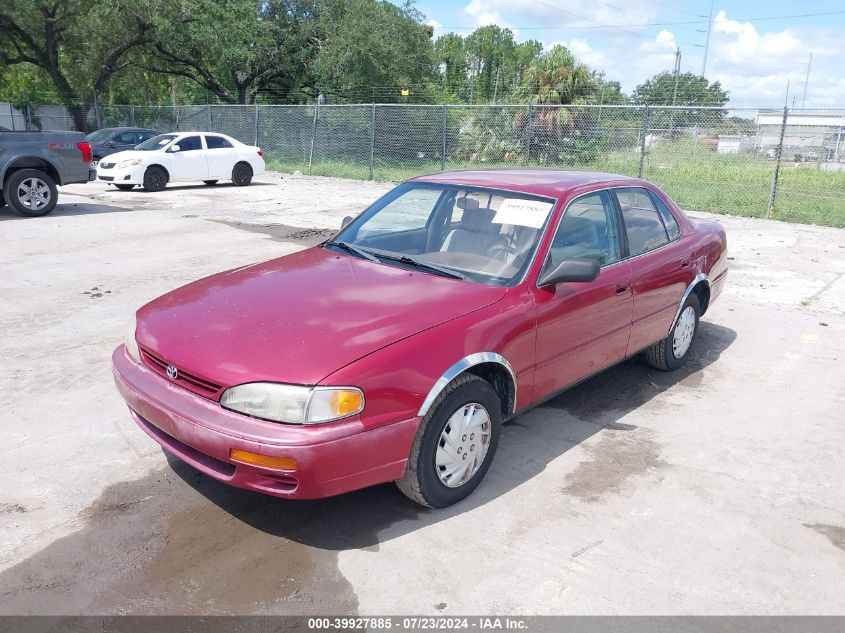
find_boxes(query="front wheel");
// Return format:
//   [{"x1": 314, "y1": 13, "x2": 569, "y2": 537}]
[
  {"x1": 3, "y1": 168, "x2": 58, "y2": 217},
  {"x1": 142, "y1": 166, "x2": 168, "y2": 192},
  {"x1": 396, "y1": 374, "x2": 501, "y2": 507},
  {"x1": 644, "y1": 293, "x2": 700, "y2": 371},
  {"x1": 231, "y1": 163, "x2": 253, "y2": 186}
]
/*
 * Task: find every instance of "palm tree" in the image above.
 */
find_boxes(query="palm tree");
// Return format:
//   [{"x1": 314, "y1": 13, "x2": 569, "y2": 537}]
[{"x1": 519, "y1": 45, "x2": 596, "y2": 162}]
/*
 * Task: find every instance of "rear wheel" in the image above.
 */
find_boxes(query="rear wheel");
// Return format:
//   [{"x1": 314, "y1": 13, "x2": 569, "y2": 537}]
[
  {"x1": 203, "y1": 180, "x2": 218, "y2": 186},
  {"x1": 114, "y1": 184, "x2": 135, "y2": 191},
  {"x1": 644, "y1": 293, "x2": 701, "y2": 371},
  {"x1": 397, "y1": 374, "x2": 501, "y2": 507},
  {"x1": 3, "y1": 169, "x2": 58, "y2": 217},
  {"x1": 231, "y1": 162, "x2": 253, "y2": 186},
  {"x1": 142, "y1": 166, "x2": 168, "y2": 192}
]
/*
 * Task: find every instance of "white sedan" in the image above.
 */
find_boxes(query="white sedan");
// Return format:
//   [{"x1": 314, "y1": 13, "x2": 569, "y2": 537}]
[{"x1": 96, "y1": 132, "x2": 266, "y2": 191}]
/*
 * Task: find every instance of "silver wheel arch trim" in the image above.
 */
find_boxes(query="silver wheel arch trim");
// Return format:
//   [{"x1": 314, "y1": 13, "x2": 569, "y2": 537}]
[
  {"x1": 670, "y1": 272, "x2": 709, "y2": 334},
  {"x1": 417, "y1": 352, "x2": 517, "y2": 418}
]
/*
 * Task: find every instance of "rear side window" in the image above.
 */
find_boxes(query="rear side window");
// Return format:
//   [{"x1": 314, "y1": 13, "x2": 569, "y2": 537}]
[
  {"x1": 615, "y1": 188, "x2": 670, "y2": 257},
  {"x1": 178, "y1": 136, "x2": 202, "y2": 151},
  {"x1": 206, "y1": 135, "x2": 233, "y2": 149},
  {"x1": 649, "y1": 192, "x2": 681, "y2": 240}
]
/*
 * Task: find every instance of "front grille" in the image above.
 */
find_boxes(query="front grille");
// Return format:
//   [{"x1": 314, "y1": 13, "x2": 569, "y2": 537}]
[
  {"x1": 100, "y1": 162, "x2": 115, "y2": 169},
  {"x1": 140, "y1": 347, "x2": 223, "y2": 399}
]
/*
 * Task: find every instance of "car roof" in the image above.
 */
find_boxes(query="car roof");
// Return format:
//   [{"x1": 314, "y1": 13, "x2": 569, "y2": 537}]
[
  {"x1": 97, "y1": 127, "x2": 157, "y2": 133},
  {"x1": 410, "y1": 168, "x2": 643, "y2": 199}
]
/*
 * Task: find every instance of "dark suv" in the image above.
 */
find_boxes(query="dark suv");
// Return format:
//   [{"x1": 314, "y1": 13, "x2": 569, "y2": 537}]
[{"x1": 86, "y1": 127, "x2": 158, "y2": 163}]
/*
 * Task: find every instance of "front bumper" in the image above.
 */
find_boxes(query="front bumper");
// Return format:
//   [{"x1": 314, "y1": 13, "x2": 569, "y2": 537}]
[
  {"x1": 97, "y1": 164, "x2": 146, "y2": 184},
  {"x1": 112, "y1": 346, "x2": 419, "y2": 499}
]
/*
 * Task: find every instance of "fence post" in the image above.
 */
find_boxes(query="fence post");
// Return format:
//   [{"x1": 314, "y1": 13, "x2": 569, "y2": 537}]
[
  {"x1": 8, "y1": 103, "x2": 15, "y2": 131},
  {"x1": 130, "y1": 106, "x2": 136, "y2": 126},
  {"x1": 308, "y1": 105, "x2": 318, "y2": 176},
  {"x1": 524, "y1": 104, "x2": 533, "y2": 165},
  {"x1": 638, "y1": 105, "x2": 650, "y2": 178},
  {"x1": 369, "y1": 103, "x2": 376, "y2": 180},
  {"x1": 767, "y1": 106, "x2": 789, "y2": 219},
  {"x1": 25, "y1": 105, "x2": 33, "y2": 131},
  {"x1": 207, "y1": 104, "x2": 212, "y2": 131},
  {"x1": 441, "y1": 105, "x2": 447, "y2": 172},
  {"x1": 253, "y1": 105, "x2": 259, "y2": 147}
]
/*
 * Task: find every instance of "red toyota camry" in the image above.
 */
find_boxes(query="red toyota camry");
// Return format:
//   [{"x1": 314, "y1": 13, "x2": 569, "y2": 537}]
[{"x1": 113, "y1": 169, "x2": 727, "y2": 507}]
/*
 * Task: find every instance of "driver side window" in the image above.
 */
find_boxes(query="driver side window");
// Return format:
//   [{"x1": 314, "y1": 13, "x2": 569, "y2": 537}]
[{"x1": 545, "y1": 190, "x2": 621, "y2": 270}]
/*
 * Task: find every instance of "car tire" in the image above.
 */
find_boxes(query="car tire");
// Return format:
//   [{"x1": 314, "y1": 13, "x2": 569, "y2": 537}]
[
  {"x1": 203, "y1": 180, "x2": 218, "y2": 186},
  {"x1": 644, "y1": 292, "x2": 701, "y2": 371},
  {"x1": 114, "y1": 184, "x2": 135, "y2": 191},
  {"x1": 396, "y1": 373, "x2": 502, "y2": 508},
  {"x1": 231, "y1": 162, "x2": 253, "y2": 186},
  {"x1": 3, "y1": 168, "x2": 58, "y2": 217},
  {"x1": 142, "y1": 166, "x2": 168, "y2": 192}
]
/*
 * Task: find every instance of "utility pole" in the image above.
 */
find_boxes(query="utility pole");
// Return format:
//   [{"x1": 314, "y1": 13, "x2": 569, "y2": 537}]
[
  {"x1": 700, "y1": 0, "x2": 714, "y2": 77},
  {"x1": 669, "y1": 48, "x2": 681, "y2": 137},
  {"x1": 671, "y1": 48, "x2": 682, "y2": 107},
  {"x1": 801, "y1": 52, "x2": 813, "y2": 108}
]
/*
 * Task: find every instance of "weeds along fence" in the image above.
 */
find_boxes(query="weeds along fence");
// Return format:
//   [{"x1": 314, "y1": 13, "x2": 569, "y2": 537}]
[{"x1": 4, "y1": 102, "x2": 844, "y2": 227}]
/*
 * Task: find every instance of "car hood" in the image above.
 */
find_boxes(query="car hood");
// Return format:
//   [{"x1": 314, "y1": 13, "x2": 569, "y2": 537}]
[
  {"x1": 100, "y1": 149, "x2": 154, "y2": 163},
  {"x1": 136, "y1": 247, "x2": 507, "y2": 388}
]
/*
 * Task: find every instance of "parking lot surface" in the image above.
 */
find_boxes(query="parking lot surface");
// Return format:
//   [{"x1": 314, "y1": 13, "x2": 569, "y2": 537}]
[{"x1": 1, "y1": 172, "x2": 843, "y2": 615}]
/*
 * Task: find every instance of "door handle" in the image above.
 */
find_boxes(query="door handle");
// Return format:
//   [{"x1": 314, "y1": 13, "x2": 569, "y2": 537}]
[
  {"x1": 680, "y1": 258, "x2": 691, "y2": 268},
  {"x1": 615, "y1": 283, "x2": 629, "y2": 294}
]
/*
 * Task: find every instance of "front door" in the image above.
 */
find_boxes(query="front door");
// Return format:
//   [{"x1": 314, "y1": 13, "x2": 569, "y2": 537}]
[
  {"x1": 166, "y1": 135, "x2": 208, "y2": 181},
  {"x1": 531, "y1": 190, "x2": 633, "y2": 402}
]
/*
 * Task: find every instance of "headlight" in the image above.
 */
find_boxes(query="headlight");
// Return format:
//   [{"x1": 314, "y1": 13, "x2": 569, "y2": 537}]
[
  {"x1": 118, "y1": 158, "x2": 142, "y2": 168},
  {"x1": 124, "y1": 315, "x2": 140, "y2": 362},
  {"x1": 220, "y1": 383, "x2": 364, "y2": 425}
]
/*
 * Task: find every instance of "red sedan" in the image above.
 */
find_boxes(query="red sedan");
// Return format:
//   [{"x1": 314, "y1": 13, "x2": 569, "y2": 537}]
[{"x1": 113, "y1": 169, "x2": 727, "y2": 507}]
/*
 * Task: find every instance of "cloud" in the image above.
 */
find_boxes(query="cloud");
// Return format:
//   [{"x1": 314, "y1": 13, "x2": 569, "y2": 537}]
[{"x1": 450, "y1": 2, "x2": 845, "y2": 105}]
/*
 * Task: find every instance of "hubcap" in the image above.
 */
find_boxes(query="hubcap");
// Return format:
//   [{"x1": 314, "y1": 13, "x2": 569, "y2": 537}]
[
  {"x1": 672, "y1": 306, "x2": 696, "y2": 358},
  {"x1": 435, "y1": 403, "x2": 492, "y2": 488},
  {"x1": 17, "y1": 178, "x2": 50, "y2": 210}
]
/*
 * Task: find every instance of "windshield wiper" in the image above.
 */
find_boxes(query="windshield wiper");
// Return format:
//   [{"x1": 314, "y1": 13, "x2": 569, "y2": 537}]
[
  {"x1": 325, "y1": 240, "x2": 379, "y2": 262},
  {"x1": 371, "y1": 251, "x2": 465, "y2": 280}
]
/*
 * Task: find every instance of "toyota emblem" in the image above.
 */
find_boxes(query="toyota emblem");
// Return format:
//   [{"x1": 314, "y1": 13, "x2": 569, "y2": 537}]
[{"x1": 166, "y1": 364, "x2": 178, "y2": 380}]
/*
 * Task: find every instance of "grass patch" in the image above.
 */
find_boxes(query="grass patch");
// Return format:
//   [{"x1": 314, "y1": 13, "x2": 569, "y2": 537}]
[{"x1": 266, "y1": 149, "x2": 845, "y2": 228}]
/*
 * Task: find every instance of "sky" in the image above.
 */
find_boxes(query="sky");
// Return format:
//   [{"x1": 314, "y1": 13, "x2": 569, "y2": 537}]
[{"x1": 397, "y1": 0, "x2": 845, "y2": 108}]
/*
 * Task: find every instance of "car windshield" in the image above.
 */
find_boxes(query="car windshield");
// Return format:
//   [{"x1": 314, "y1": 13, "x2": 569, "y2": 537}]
[
  {"x1": 328, "y1": 182, "x2": 556, "y2": 286},
  {"x1": 86, "y1": 129, "x2": 115, "y2": 144},
  {"x1": 135, "y1": 134, "x2": 178, "y2": 151}
]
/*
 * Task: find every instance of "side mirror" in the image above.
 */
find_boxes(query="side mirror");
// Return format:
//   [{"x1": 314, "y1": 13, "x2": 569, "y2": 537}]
[
  {"x1": 105, "y1": 140, "x2": 117, "y2": 148},
  {"x1": 341, "y1": 215, "x2": 354, "y2": 228},
  {"x1": 537, "y1": 257, "x2": 600, "y2": 287},
  {"x1": 169, "y1": 144, "x2": 181, "y2": 153}
]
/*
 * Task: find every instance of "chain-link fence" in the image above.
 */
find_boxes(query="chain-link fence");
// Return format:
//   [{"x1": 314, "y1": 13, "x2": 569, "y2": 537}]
[{"x1": 4, "y1": 101, "x2": 844, "y2": 226}]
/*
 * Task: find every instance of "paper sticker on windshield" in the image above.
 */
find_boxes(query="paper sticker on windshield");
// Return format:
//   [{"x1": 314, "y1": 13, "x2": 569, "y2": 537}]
[{"x1": 493, "y1": 199, "x2": 552, "y2": 228}]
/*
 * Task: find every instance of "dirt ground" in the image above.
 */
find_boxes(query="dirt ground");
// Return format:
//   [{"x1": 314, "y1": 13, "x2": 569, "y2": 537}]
[{"x1": 1, "y1": 171, "x2": 843, "y2": 615}]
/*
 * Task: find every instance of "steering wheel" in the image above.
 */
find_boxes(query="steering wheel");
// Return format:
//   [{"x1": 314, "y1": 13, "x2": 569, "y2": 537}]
[{"x1": 488, "y1": 243, "x2": 519, "y2": 259}]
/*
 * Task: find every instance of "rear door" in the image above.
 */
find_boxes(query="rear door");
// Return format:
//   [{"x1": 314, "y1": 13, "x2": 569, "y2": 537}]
[
  {"x1": 531, "y1": 189, "x2": 633, "y2": 401},
  {"x1": 614, "y1": 187, "x2": 690, "y2": 354},
  {"x1": 204, "y1": 135, "x2": 237, "y2": 179},
  {"x1": 167, "y1": 135, "x2": 208, "y2": 181}
]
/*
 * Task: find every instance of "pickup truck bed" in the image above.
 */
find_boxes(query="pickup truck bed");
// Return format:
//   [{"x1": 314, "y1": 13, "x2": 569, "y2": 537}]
[{"x1": 0, "y1": 131, "x2": 96, "y2": 217}]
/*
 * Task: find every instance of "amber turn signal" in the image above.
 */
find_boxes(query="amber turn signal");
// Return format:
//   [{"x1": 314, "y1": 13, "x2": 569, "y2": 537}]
[{"x1": 230, "y1": 449, "x2": 297, "y2": 471}]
